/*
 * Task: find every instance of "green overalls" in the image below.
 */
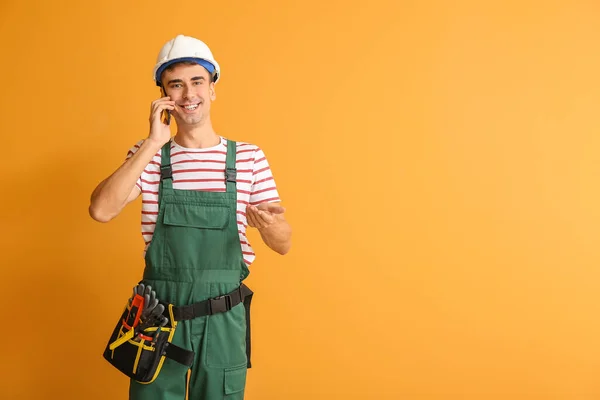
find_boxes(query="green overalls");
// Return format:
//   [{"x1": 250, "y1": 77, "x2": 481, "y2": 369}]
[{"x1": 129, "y1": 139, "x2": 251, "y2": 400}]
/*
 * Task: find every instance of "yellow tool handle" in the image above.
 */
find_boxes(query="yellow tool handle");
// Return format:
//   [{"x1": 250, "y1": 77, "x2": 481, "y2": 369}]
[{"x1": 109, "y1": 329, "x2": 135, "y2": 350}]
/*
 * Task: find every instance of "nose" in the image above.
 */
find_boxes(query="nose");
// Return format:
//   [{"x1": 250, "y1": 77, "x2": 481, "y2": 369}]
[{"x1": 182, "y1": 85, "x2": 196, "y2": 101}]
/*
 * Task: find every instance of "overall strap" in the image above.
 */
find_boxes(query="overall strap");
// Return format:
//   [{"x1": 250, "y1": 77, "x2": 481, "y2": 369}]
[
  {"x1": 225, "y1": 139, "x2": 237, "y2": 193},
  {"x1": 158, "y1": 139, "x2": 235, "y2": 200},
  {"x1": 159, "y1": 140, "x2": 173, "y2": 205}
]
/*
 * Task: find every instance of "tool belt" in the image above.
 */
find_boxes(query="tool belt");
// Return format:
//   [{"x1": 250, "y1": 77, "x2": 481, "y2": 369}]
[{"x1": 103, "y1": 283, "x2": 254, "y2": 384}]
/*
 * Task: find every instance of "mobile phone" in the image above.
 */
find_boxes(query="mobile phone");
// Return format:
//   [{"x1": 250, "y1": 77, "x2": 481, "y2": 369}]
[{"x1": 160, "y1": 87, "x2": 171, "y2": 125}]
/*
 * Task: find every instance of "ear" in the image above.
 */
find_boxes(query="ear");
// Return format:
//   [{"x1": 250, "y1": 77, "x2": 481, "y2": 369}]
[{"x1": 209, "y1": 82, "x2": 216, "y2": 101}]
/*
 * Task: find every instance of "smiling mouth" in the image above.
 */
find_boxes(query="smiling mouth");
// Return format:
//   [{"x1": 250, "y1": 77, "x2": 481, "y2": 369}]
[{"x1": 180, "y1": 103, "x2": 200, "y2": 111}]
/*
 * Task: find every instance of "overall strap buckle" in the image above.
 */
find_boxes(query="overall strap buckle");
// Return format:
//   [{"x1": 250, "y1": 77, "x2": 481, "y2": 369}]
[
  {"x1": 225, "y1": 167, "x2": 236, "y2": 183},
  {"x1": 161, "y1": 165, "x2": 173, "y2": 180}
]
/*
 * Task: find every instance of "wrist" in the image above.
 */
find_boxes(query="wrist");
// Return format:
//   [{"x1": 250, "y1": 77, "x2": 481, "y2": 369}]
[{"x1": 144, "y1": 137, "x2": 169, "y2": 152}]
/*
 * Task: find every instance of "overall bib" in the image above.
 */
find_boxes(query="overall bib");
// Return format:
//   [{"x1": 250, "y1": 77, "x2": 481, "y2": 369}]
[{"x1": 129, "y1": 139, "x2": 251, "y2": 400}]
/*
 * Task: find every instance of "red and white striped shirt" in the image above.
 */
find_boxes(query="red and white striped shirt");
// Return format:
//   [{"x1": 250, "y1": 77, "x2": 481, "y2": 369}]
[{"x1": 126, "y1": 136, "x2": 281, "y2": 266}]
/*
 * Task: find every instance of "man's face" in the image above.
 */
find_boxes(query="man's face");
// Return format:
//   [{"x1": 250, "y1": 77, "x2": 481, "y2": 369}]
[{"x1": 161, "y1": 63, "x2": 216, "y2": 126}]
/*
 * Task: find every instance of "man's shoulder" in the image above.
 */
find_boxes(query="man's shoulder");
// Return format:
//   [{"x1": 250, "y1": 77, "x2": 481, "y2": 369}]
[
  {"x1": 222, "y1": 136, "x2": 260, "y2": 151},
  {"x1": 222, "y1": 137, "x2": 267, "y2": 161},
  {"x1": 126, "y1": 139, "x2": 145, "y2": 158}
]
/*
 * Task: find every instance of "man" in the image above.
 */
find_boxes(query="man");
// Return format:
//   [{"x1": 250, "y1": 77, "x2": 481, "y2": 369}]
[{"x1": 89, "y1": 34, "x2": 292, "y2": 400}]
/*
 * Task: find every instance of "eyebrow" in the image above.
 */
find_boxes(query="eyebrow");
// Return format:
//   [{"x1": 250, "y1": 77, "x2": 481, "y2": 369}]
[{"x1": 166, "y1": 76, "x2": 206, "y2": 85}]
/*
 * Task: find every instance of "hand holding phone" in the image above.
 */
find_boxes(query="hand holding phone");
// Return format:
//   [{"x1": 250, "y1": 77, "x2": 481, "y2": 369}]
[
  {"x1": 148, "y1": 89, "x2": 175, "y2": 146},
  {"x1": 160, "y1": 87, "x2": 171, "y2": 125}
]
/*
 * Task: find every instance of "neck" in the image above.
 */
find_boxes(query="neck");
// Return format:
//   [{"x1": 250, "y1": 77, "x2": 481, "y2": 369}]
[{"x1": 173, "y1": 118, "x2": 220, "y2": 149}]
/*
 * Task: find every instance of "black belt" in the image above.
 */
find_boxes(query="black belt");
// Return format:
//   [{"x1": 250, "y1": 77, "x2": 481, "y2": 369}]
[
  {"x1": 168, "y1": 283, "x2": 254, "y2": 368},
  {"x1": 171, "y1": 283, "x2": 252, "y2": 320}
]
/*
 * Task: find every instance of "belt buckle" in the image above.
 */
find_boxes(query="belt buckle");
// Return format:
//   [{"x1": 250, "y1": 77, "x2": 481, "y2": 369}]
[{"x1": 209, "y1": 294, "x2": 232, "y2": 314}]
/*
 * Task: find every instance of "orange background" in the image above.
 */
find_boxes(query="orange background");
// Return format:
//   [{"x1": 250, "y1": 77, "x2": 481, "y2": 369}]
[{"x1": 2, "y1": 1, "x2": 600, "y2": 399}]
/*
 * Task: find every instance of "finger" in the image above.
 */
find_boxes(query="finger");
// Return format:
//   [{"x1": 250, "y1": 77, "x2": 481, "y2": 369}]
[
  {"x1": 153, "y1": 98, "x2": 175, "y2": 106},
  {"x1": 245, "y1": 206, "x2": 254, "y2": 226},
  {"x1": 152, "y1": 102, "x2": 176, "y2": 115},
  {"x1": 150, "y1": 97, "x2": 171, "y2": 112},
  {"x1": 256, "y1": 210, "x2": 274, "y2": 226},
  {"x1": 257, "y1": 203, "x2": 286, "y2": 214},
  {"x1": 267, "y1": 205, "x2": 285, "y2": 214},
  {"x1": 249, "y1": 206, "x2": 266, "y2": 228},
  {"x1": 250, "y1": 208, "x2": 269, "y2": 228},
  {"x1": 151, "y1": 96, "x2": 171, "y2": 105},
  {"x1": 246, "y1": 207, "x2": 258, "y2": 227},
  {"x1": 151, "y1": 104, "x2": 176, "y2": 122}
]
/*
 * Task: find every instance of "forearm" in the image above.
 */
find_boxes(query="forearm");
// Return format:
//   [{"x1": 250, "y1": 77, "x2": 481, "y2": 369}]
[
  {"x1": 258, "y1": 218, "x2": 292, "y2": 255},
  {"x1": 89, "y1": 139, "x2": 163, "y2": 222}
]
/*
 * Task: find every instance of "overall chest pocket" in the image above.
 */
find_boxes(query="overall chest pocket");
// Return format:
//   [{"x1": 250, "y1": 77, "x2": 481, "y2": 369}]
[
  {"x1": 163, "y1": 203, "x2": 230, "y2": 229},
  {"x1": 161, "y1": 203, "x2": 232, "y2": 268}
]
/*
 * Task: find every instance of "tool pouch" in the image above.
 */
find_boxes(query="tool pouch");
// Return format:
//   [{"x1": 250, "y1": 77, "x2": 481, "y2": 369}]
[{"x1": 102, "y1": 298, "x2": 194, "y2": 384}]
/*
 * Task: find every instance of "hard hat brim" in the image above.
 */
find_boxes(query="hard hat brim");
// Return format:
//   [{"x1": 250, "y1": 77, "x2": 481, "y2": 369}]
[{"x1": 154, "y1": 57, "x2": 220, "y2": 86}]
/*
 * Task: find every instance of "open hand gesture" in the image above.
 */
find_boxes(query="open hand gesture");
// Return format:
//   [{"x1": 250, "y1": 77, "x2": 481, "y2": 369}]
[{"x1": 246, "y1": 203, "x2": 286, "y2": 229}]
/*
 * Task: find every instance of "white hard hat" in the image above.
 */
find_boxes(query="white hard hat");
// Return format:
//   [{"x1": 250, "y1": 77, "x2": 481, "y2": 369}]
[{"x1": 152, "y1": 34, "x2": 221, "y2": 86}]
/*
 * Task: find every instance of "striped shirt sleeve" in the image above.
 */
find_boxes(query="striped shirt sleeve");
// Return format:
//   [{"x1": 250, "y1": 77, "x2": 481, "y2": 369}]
[
  {"x1": 125, "y1": 140, "x2": 144, "y2": 191},
  {"x1": 249, "y1": 147, "x2": 281, "y2": 205}
]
